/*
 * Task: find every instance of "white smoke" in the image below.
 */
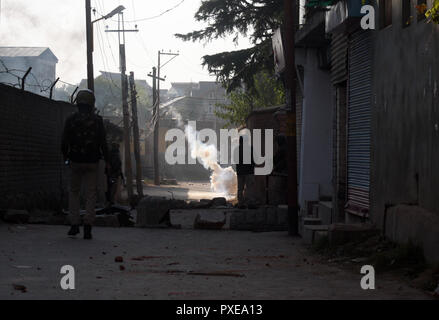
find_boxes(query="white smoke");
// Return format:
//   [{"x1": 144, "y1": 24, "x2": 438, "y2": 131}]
[{"x1": 185, "y1": 124, "x2": 237, "y2": 199}]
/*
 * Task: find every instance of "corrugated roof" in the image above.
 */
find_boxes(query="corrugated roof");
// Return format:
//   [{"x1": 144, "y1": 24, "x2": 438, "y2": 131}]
[{"x1": 0, "y1": 47, "x2": 58, "y2": 62}]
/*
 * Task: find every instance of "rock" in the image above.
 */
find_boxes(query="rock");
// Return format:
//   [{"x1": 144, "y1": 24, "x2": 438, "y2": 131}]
[
  {"x1": 187, "y1": 200, "x2": 211, "y2": 209},
  {"x1": 3, "y1": 210, "x2": 30, "y2": 224},
  {"x1": 117, "y1": 212, "x2": 134, "y2": 227},
  {"x1": 169, "y1": 199, "x2": 187, "y2": 210},
  {"x1": 136, "y1": 196, "x2": 173, "y2": 227},
  {"x1": 211, "y1": 197, "x2": 227, "y2": 207},
  {"x1": 12, "y1": 284, "x2": 27, "y2": 293},
  {"x1": 115, "y1": 256, "x2": 124, "y2": 263}
]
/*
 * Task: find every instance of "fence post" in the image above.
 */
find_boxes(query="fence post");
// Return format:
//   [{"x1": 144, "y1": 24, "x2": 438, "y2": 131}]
[
  {"x1": 21, "y1": 67, "x2": 32, "y2": 90},
  {"x1": 70, "y1": 86, "x2": 79, "y2": 104},
  {"x1": 49, "y1": 78, "x2": 60, "y2": 100}
]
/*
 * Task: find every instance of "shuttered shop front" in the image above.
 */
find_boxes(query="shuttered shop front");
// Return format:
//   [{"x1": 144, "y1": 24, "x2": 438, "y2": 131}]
[{"x1": 347, "y1": 30, "x2": 372, "y2": 217}]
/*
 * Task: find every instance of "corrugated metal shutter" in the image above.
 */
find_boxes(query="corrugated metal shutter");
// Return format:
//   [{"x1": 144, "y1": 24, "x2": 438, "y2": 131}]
[
  {"x1": 331, "y1": 33, "x2": 348, "y2": 85},
  {"x1": 347, "y1": 30, "x2": 372, "y2": 216}
]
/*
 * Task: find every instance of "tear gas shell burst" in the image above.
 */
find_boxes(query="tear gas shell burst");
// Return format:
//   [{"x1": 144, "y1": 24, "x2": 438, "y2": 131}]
[{"x1": 185, "y1": 125, "x2": 237, "y2": 198}]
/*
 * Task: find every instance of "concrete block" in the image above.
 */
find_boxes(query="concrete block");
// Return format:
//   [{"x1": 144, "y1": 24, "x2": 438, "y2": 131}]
[
  {"x1": 136, "y1": 196, "x2": 172, "y2": 227},
  {"x1": 267, "y1": 176, "x2": 287, "y2": 205},
  {"x1": 314, "y1": 231, "x2": 328, "y2": 244},
  {"x1": 277, "y1": 205, "x2": 288, "y2": 226},
  {"x1": 318, "y1": 201, "x2": 333, "y2": 225},
  {"x1": 245, "y1": 210, "x2": 257, "y2": 225},
  {"x1": 255, "y1": 208, "x2": 267, "y2": 225},
  {"x1": 266, "y1": 206, "x2": 278, "y2": 225},
  {"x1": 230, "y1": 211, "x2": 247, "y2": 230},
  {"x1": 303, "y1": 225, "x2": 329, "y2": 245}
]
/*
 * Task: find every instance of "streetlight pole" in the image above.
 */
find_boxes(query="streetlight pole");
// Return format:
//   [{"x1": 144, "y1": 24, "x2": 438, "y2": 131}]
[
  {"x1": 86, "y1": 0, "x2": 94, "y2": 92},
  {"x1": 85, "y1": 2, "x2": 125, "y2": 92}
]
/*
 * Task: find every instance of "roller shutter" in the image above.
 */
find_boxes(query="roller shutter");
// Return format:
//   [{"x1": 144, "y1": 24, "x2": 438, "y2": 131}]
[{"x1": 347, "y1": 30, "x2": 372, "y2": 217}]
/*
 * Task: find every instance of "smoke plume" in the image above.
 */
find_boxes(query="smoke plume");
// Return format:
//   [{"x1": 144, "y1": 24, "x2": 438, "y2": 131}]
[{"x1": 185, "y1": 124, "x2": 237, "y2": 199}]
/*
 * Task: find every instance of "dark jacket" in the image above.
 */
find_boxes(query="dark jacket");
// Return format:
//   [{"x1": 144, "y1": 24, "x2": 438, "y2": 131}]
[
  {"x1": 236, "y1": 136, "x2": 254, "y2": 176},
  {"x1": 61, "y1": 105, "x2": 109, "y2": 164}
]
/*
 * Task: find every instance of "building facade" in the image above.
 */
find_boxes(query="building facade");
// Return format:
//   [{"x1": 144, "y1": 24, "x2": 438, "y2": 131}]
[
  {"x1": 294, "y1": 0, "x2": 439, "y2": 262},
  {"x1": 0, "y1": 47, "x2": 58, "y2": 97}
]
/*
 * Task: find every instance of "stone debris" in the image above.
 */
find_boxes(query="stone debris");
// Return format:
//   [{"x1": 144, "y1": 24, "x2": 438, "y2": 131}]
[
  {"x1": 12, "y1": 284, "x2": 27, "y2": 293},
  {"x1": 187, "y1": 271, "x2": 245, "y2": 278},
  {"x1": 211, "y1": 197, "x2": 227, "y2": 207}
]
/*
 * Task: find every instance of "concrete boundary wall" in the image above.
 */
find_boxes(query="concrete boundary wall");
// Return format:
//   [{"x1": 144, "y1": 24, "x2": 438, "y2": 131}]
[{"x1": 0, "y1": 84, "x2": 75, "y2": 211}]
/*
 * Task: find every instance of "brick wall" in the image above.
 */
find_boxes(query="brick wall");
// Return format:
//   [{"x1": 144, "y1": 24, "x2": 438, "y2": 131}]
[{"x1": 0, "y1": 84, "x2": 75, "y2": 211}]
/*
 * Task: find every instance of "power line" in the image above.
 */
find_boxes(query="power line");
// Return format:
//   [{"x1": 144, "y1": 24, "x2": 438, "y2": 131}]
[{"x1": 104, "y1": 0, "x2": 185, "y2": 23}]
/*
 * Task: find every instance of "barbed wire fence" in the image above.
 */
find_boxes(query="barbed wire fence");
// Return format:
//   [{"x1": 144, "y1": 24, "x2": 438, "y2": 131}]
[{"x1": 0, "y1": 58, "x2": 79, "y2": 103}]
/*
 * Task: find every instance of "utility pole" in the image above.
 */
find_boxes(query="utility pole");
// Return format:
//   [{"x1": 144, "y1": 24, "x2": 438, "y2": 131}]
[
  {"x1": 85, "y1": 2, "x2": 125, "y2": 92},
  {"x1": 151, "y1": 50, "x2": 179, "y2": 186},
  {"x1": 129, "y1": 72, "x2": 144, "y2": 197},
  {"x1": 148, "y1": 67, "x2": 165, "y2": 186},
  {"x1": 85, "y1": 0, "x2": 94, "y2": 92},
  {"x1": 106, "y1": 12, "x2": 138, "y2": 201},
  {"x1": 284, "y1": 0, "x2": 299, "y2": 235}
]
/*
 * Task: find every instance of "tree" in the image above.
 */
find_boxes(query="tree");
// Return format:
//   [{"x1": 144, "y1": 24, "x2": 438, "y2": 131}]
[
  {"x1": 175, "y1": 0, "x2": 284, "y2": 92},
  {"x1": 86, "y1": 76, "x2": 152, "y2": 129},
  {"x1": 215, "y1": 70, "x2": 285, "y2": 127}
]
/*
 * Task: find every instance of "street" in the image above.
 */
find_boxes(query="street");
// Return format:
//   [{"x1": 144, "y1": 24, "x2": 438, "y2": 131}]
[{"x1": 0, "y1": 224, "x2": 430, "y2": 300}]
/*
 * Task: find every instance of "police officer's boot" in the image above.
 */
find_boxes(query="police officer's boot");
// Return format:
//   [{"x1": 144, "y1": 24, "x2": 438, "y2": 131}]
[
  {"x1": 84, "y1": 224, "x2": 93, "y2": 240},
  {"x1": 68, "y1": 225, "x2": 80, "y2": 236}
]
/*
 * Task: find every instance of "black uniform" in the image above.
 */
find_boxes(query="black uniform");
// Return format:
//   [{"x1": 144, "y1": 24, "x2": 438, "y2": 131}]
[{"x1": 61, "y1": 104, "x2": 109, "y2": 164}]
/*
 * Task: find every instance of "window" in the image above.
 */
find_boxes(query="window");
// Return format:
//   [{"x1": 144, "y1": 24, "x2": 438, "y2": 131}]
[
  {"x1": 402, "y1": 0, "x2": 412, "y2": 27},
  {"x1": 380, "y1": 0, "x2": 393, "y2": 29},
  {"x1": 417, "y1": 0, "x2": 427, "y2": 22}
]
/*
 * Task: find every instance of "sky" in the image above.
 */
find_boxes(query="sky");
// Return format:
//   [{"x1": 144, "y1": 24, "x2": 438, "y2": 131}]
[{"x1": 0, "y1": 0, "x2": 252, "y2": 89}]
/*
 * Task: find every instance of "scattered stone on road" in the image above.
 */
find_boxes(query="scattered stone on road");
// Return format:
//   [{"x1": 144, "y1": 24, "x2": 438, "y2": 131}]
[{"x1": 0, "y1": 224, "x2": 432, "y2": 300}]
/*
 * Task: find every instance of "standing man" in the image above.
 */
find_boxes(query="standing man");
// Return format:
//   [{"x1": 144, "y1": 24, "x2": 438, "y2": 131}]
[
  {"x1": 236, "y1": 135, "x2": 254, "y2": 207},
  {"x1": 62, "y1": 89, "x2": 109, "y2": 240}
]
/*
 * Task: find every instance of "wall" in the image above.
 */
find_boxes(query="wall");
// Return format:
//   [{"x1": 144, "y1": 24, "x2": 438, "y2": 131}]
[
  {"x1": 0, "y1": 84, "x2": 75, "y2": 211},
  {"x1": 245, "y1": 106, "x2": 287, "y2": 206},
  {"x1": 298, "y1": 48, "x2": 334, "y2": 212},
  {"x1": 371, "y1": 1, "x2": 439, "y2": 262}
]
